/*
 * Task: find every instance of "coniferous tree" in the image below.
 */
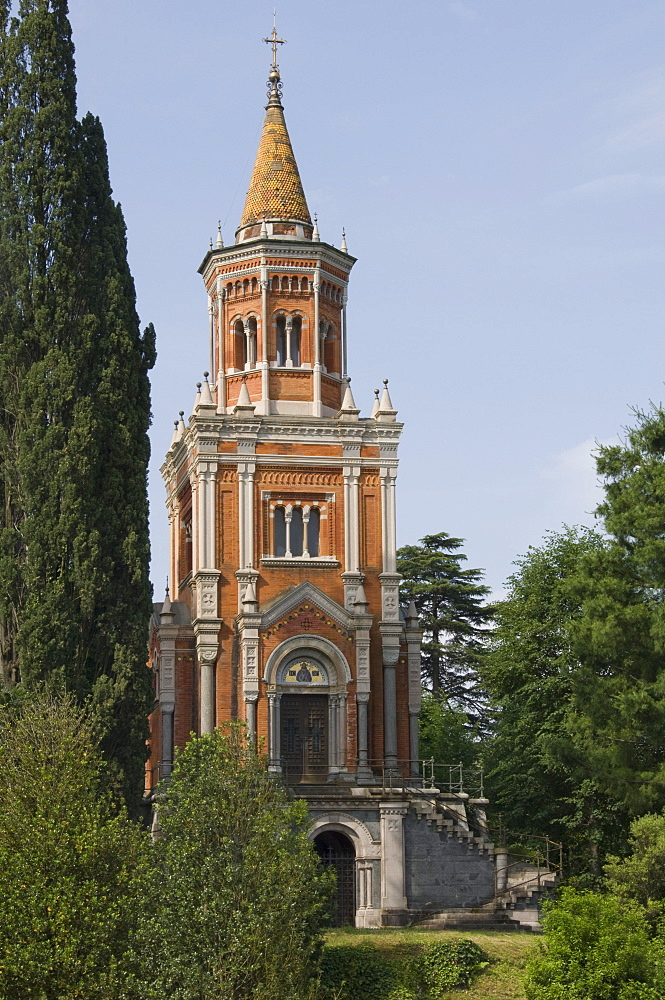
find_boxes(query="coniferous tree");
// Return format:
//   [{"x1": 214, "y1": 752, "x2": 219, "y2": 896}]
[
  {"x1": 0, "y1": 0, "x2": 155, "y2": 802},
  {"x1": 397, "y1": 532, "x2": 492, "y2": 719}
]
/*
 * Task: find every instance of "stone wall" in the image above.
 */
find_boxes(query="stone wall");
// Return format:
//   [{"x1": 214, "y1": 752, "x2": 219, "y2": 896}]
[{"x1": 404, "y1": 811, "x2": 495, "y2": 910}]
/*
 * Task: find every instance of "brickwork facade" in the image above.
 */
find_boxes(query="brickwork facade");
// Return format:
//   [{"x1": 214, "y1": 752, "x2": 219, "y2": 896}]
[{"x1": 144, "y1": 47, "x2": 512, "y2": 929}]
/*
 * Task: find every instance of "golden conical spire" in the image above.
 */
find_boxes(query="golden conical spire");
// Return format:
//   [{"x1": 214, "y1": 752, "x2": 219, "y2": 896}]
[{"x1": 236, "y1": 21, "x2": 312, "y2": 242}]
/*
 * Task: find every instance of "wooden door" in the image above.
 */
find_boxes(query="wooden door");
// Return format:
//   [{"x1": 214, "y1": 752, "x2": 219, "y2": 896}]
[{"x1": 281, "y1": 694, "x2": 328, "y2": 783}]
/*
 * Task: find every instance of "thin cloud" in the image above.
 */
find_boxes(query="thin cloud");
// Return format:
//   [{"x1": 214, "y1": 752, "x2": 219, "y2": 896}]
[
  {"x1": 540, "y1": 438, "x2": 612, "y2": 521},
  {"x1": 602, "y1": 72, "x2": 665, "y2": 153},
  {"x1": 545, "y1": 172, "x2": 665, "y2": 206},
  {"x1": 448, "y1": 1, "x2": 479, "y2": 22}
]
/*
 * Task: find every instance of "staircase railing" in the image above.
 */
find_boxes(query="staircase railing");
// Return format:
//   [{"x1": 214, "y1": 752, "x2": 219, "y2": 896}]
[{"x1": 491, "y1": 826, "x2": 564, "y2": 905}]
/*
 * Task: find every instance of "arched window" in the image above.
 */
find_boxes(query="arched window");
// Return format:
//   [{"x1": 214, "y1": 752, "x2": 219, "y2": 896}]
[
  {"x1": 290, "y1": 507, "x2": 304, "y2": 557},
  {"x1": 276, "y1": 315, "x2": 287, "y2": 366},
  {"x1": 301, "y1": 277, "x2": 309, "y2": 292},
  {"x1": 274, "y1": 507, "x2": 286, "y2": 557},
  {"x1": 281, "y1": 276, "x2": 289, "y2": 292},
  {"x1": 251, "y1": 277, "x2": 258, "y2": 293},
  {"x1": 233, "y1": 319, "x2": 246, "y2": 370},
  {"x1": 243, "y1": 279, "x2": 249, "y2": 295},
  {"x1": 290, "y1": 316, "x2": 301, "y2": 367},
  {"x1": 272, "y1": 275, "x2": 279, "y2": 292},
  {"x1": 322, "y1": 322, "x2": 336, "y2": 373},
  {"x1": 290, "y1": 276, "x2": 298, "y2": 292},
  {"x1": 235, "y1": 281, "x2": 241, "y2": 297},
  {"x1": 306, "y1": 507, "x2": 320, "y2": 557}
]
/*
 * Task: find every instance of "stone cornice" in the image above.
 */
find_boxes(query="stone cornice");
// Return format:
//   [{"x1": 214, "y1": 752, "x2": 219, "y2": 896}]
[{"x1": 198, "y1": 238, "x2": 356, "y2": 284}]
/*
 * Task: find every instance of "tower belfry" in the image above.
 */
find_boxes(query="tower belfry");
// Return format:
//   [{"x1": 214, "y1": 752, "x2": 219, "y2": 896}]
[{"x1": 149, "y1": 33, "x2": 501, "y2": 929}]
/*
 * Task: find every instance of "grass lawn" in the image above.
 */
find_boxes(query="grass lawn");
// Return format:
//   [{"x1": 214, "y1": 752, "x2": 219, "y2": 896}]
[{"x1": 324, "y1": 927, "x2": 539, "y2": 999}]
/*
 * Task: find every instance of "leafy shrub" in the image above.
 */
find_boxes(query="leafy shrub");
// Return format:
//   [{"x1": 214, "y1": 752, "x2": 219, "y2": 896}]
[
  {"x1": 524, "y1": 887, "x2": 665, "y2": 1000},
  {"x1": 320, "y1": 945, "x2": 395, "y2": 999},
  {"x1": 421, "y1": 938, "x2": 490, "y2": 993},
  {"x1": 320, "y1": 938, "x2": 490, "y2": 999}
]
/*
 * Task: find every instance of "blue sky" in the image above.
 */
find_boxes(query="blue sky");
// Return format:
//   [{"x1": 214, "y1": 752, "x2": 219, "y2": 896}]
[{"x1": 67, "y1": 0, "x2": 665, "y2": 595}]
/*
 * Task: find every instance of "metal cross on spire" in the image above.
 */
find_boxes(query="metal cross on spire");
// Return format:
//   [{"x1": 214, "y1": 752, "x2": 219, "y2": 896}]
[{"x1": 263, "y1": 12, "x2": 286, "y2": 73}]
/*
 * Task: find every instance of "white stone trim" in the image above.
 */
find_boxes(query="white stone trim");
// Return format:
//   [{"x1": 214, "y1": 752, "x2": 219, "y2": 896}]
[
  {"x1": 259, "y1": 580, "x2": 354, "y2": 631},
  {"x1": 308, "y1": 813, "x2": 380, "y2": 858},
  {"x1": 263, "y1": 634, "x2": 352, "y2": 689}
]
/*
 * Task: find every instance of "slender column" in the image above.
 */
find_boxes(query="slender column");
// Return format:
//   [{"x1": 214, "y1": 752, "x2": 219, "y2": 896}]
[
  {"x1": 380, "y1": 472, "x2": 389, "y2": 573},
  {"x1": 386, "y1": 473, "x2": 397, "y2": 573},
  {"x1": 383, "y1": 647, "x2": 399, "y2": 772},
  {"x1": 246, "y1": 468, "x2": 255, "y2": 568},
  {"x1": 338, "y1": 693, "x2": 347, "y2": 772},
  {"x1": 206, "y1": 468, "x2": 216, "y2": 568},
  {"x1": 200, "y1": 656, "x2": 215, "y2": 735},
  {"x1": 237, "y1": 472, "x2": 246, "y2": 571},
  {"x1": 328, "y1": 695, "x2": 339, "y2": 774},
  {"x1": 343, "y1": 474, "x2": 351, "y2": 571},
  {"x1": 380, "y1": 804, "x2": 408, "y2": 912},
  {"x1": 409, "y1": 713, "x2": 420, "y2": 778},
  {"x1": 161, "y1": 707, "x2": 174, "y2": 780},
  {"x1": 190, "y1": 473, "x2": 199, "y2": 575},
  {"x1": 302, "y1": 508, "x2": 310, "y2": 558},
  {"x1": 342, "y1": 292, "x2": 348, "y2": 377},
  {"x1": 260, "y1": 271, "x2": 270, "y2": 414},
  {"x1": 216, "y1": 282, "x2": 225, "y2": 413},
  {"x1": 167, "y1": 501, "x2": 176, "y2": 592},
  {"x1": 197, "y1": 468, "x2": 209, "y2": 571},
  {"x1": 208, "y1": 298, "x2": 215, "y2": 380},
  {"x1": 356, "y1": 693, "x2": 370, "y2": 774},
  {"x1": 284, "y1": 507, "x2": 293, "y2": 558},
  {"x1": 243, "y1": 318, "x2": 252, "y2": 369},
  {"x1": 285, "y1": 316, "x2": 293, "y2": 366},
  {"x1": 350, "y1": 471, "x2": 360, "y2": 573},
  {"x1": 268, "y1": 693, "x2": 282, "y2": 771},
  {"x1": 313, "y1": 271, "x2": 322, "y2": 416},
  {"x1": 314, "y1": 271, "x2": 321, "y2": 363},
  {"x1": 245, "y1": 696, "x2": 257, "y2": 742}
]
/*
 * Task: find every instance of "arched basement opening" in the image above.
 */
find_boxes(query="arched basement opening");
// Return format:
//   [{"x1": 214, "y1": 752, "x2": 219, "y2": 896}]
[{"x1": 314, "y1": 830, "x2": 356, "y2": 927}]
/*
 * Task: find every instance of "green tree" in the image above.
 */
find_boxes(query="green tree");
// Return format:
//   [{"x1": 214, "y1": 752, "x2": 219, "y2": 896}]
[
  {"x1": 397, "y1": 533, "x2": 492, "y2": 717},
  {"x1": 567, "y1": 405, "x2": 665, "y2": 817},
  {"x1": 525, "y1": 888, "x2": 665, "y2": 1000},
  {"x1": 0, "y1": 0, "x2": 155, "y2": 802},
  {"x1": 604, "y1": 811, "x2": 665, "y2": 924},
  {"x1": 0, "y1": 692, "x2": 149, "y2": 1000},
  {"x1": 482, "y1": 527, "x2": 627, "y2": 868},
  {"x1": 137, "y1": 726, "x2": 332, "y2": 1000},
  {"x1": 418, "y1": 693, "x2": 477, "y2": 768}
]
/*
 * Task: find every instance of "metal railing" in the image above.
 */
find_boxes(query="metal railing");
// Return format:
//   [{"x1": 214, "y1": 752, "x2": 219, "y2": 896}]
[
  {"x1": 491, "y1": 825, "x2": 564, "y2": 905},
  {"x1": 145, "y1": 755, "x2": 486, "y2": 803}
]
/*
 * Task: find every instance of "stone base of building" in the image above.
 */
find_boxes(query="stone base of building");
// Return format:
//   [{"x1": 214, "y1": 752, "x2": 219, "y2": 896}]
[{"x1": 302, "y1": 784, "x2": 497, "y2": 928}]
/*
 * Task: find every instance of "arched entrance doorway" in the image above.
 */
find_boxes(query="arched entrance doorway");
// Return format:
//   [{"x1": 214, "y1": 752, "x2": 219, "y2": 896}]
[{"x1": 314, "y1": 830, "x2": 356, "y2": 926}]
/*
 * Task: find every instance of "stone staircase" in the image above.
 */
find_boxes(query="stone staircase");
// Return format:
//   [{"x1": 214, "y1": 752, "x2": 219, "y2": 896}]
[
  {"x1": 411, "y1": 795, "x2": 494, "y2": 856},
  {"x1": 409, "y1": 794, "x2": 560, "y2": 932}
]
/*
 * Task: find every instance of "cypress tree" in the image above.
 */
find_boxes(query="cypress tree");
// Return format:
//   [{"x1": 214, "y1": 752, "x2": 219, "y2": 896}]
[{"x1": 0, "y1": 0, "x2": 155, "y2": 803}]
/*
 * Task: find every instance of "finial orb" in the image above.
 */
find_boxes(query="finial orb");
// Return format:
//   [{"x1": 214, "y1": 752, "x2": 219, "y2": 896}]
[
  {"x1": 383, "y1": 379, "x2": 389, "y2": 386},
  {"x1": 196, "y1": 382, "x2": 202, "y2": 390},
  {"x1": 203, "y1": 371, "x2": 209, "y2": 379},
  {"x1": 179, "y1": 411, "x2": 184, "y2": 417},
  {"x1": 269, "y1": 68, "x2": 280, "y2": 82}
]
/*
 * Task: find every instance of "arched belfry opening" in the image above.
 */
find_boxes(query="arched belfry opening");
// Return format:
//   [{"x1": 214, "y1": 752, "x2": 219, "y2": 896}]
[{"x1": 314, "y1": 830, "x2": 356, "y2": 926}]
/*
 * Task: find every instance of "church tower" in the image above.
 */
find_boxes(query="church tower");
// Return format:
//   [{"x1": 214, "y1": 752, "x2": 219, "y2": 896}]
[{"x1": 148, "y1": 31, "x2": 501, "y2": 928}]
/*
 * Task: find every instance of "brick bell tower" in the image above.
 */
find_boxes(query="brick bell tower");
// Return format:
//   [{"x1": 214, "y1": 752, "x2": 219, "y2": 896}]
[{"x1": 148, "y1": 29, "x2": 435, "y2": 927}]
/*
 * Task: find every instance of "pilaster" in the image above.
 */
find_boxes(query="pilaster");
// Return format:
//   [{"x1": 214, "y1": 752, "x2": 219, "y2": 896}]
[{"x1": 380, "y1": 802, "x2": 408, "y2": 917}]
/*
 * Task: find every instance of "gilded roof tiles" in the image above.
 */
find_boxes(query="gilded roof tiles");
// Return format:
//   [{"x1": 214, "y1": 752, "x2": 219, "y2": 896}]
[{"x1": 239, "y1": 102, "x2": 311, "y2": 228}]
